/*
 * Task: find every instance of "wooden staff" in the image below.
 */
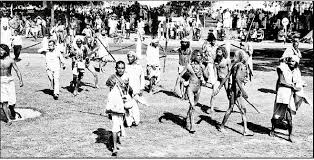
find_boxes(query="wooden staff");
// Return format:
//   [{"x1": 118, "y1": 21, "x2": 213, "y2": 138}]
[
  {"x1": 95, "y1": 36, "x2": 116, "y2": 62},
  {"x1": 245, "y1": 14, "x2": 256, "y2": 43}
]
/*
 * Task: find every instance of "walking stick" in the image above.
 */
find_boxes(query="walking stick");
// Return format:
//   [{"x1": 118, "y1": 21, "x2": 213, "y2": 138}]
[
  {"x1": 163, "y1": 38, "x2": 168, "y2": 73},
  {"x1": 243, "y1": 98, "x2": 261, "y2": 113},
  {"x1": 245, "y1": 14, "x2": 256, "y2": 43},
  {"x1": 95, "y1": 36, "x2": 116, "y2": 62}
]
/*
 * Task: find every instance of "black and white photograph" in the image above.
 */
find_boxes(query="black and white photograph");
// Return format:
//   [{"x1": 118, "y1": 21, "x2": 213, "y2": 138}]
[{"x1": 0, "y1": 0, "x2": 313, "y2": 158}]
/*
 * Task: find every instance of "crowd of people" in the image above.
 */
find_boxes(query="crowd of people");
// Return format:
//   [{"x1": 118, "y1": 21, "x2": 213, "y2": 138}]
[{"x1": 0, "y1": 2, "x2": 312, "y2": 157}]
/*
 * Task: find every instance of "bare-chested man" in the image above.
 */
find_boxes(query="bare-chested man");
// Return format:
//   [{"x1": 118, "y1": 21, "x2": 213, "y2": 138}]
[
  {"x1": 69, "y1": 38, "x2": 88, "y2": 96},
  {"x1": 180, "y1": 50, "x2": 209, "y2": 133},
  {"x1": 173, "y1": 38, "x2": 193, "y2": 99},
  {"x1": 0, "y1": 44, "x2": 23, "y2": 125},
  {"x1": 214, "y1": 50, "x2": 254, "y2": 136},
  {"x1": 208, "y1": 46, "x2": 231, "y2": 113}
]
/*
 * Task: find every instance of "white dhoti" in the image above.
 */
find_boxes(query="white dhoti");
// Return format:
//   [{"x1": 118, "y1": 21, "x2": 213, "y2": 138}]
[
  {"x1": 124, "y1": 98, "x2": 140, "y2": 127},
  {"x1": 0, "y1": 76, "x2": 16, "y2": 105}
]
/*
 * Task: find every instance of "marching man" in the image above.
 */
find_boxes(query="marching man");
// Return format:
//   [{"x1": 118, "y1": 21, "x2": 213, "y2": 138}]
[
  {"x1": 145, "y1": 39, "x2": 165, "y2": 92},
  {"x1": 0, "y1": 44, "x2": 24, "y2": 125},
  {"x1": 124, "y1": 51, "x2": 146, "y2": 127},
  {"x1": 38, "y1": 40, "x2": 66, "y2": 100}
]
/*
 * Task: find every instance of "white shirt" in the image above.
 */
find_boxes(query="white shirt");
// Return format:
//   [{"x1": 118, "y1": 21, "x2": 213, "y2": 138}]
[
  {"x1": 82, "y1": 28, "x2": 93, "y2": 37},
  {"x1": 126, "y1": 64, "x2": 145, "y2": 94},
  {"x1": 95, "y1": 18, "x2": 102, "y2": 29},
  {"x1": 146, "y1": 45, "x2": 160, "y2": 66},
  {"x1": 11, "y1": 35, "x2": 23, "y2": 46},
  {"x1": 44, "y1": 49, "x2": 65, "y2": 71},
  {"x1": 125, "y1": 22, "x2": 130, "y2": 29}
]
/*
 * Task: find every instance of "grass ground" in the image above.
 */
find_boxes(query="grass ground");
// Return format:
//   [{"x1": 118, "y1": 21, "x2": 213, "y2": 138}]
[{"x1": 0, "y1": 37, "x2": 313, "y2": 158}]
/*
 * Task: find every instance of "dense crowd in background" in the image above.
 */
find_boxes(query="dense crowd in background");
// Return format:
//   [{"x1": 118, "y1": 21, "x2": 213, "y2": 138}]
[{"x1": 1, "y1": 1, "x2": 313, "y2": 44}]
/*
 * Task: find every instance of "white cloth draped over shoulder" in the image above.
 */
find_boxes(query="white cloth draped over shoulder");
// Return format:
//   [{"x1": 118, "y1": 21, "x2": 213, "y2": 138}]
[{"x1": 105, "y1": 84, "x2": 125, "y2": 114}]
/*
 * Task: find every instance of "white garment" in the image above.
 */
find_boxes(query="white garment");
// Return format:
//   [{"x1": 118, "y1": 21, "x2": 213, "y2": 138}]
[
  {"x1": 105, "y1": 85, "x2": 126, "y2": 135},
  {"x1": 11, "y1": 35, "x2": 23, "y2": 46},
  {"x1": 95, "y1": 18, "x2": 102, "y2": 29},
  {"x1": 45, "y1": 49, "x2": 65, "y2": 71},
  {"x1": 276, "y1": 63, "x2": 293, "y2": 105},
  {"x1": 146, "y1": 45, "x2": 160, "y2": 66},
  {"x1": 136, "y1": 37, "x2": 142, "y2": 59},
  {"x1": 82, "y1": 28, "x2": 93, "y2": 37},
  {"x1": 281, "y1": 47, "x2": 302, "y2": 63},
  {"x1": 125, "y1": 64, "x2": 145, "y2": 94},
  {"x1": 1, "y1": 27, "x2": 11, "y2": 47}
]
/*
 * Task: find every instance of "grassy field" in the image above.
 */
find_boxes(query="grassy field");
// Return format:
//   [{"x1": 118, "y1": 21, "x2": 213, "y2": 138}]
[{"x1": 1, "y1": 49, "x2": 313, "y2": 158}]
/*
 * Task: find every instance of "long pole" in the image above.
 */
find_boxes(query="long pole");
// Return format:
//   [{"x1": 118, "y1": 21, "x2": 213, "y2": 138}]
[{"x1": 245, "y1": 14, "x2": 255, "y2": 42}]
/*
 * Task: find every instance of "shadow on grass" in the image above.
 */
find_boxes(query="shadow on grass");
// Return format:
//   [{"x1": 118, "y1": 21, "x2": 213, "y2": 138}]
[
  {"x1": 61, "y1": 85, "x2": 83, "y2": 94},
  {"x1": 258, "y1": 88, "x2": 277, "y2": 94},
  {"x1": 0, "y1": 109, "x2": 9, "y2": 123},
  {"x1": 196, "y1": 115, "x2": 220, "y2": 129},
  {"x1": 153, "y1": 90, "x2": 182, "y2": 99},
  {"x1": 196, "y1": 103, "x2": 227, "y2": 114},
  {"x1": 36, "y1": 89, "x2": 54, "y2": 96},
  {"x1": 196, "y1": 115, "x2": 243, "y2": 135},
  {"x1": 237, "y1": 122, "x2": 271, "y2": 135},
  {"x1": 93, "y1": 128, "x2": 113, "y2": 152},
  {"x1": 158, "y1": 112, "x2": 186, "y2": 129}
]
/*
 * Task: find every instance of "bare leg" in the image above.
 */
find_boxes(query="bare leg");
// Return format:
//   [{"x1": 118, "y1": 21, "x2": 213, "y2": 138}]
[
  {"x1": 87, "y1": 65, "x2": 99, "y2": 88},
  {"x1": 1, "y1": 102, "x2": 12, "y2": 125},
  {"x1": 73, "y1": 74, "x2": 79, "y2": 96},
  {"x1": 236, "y1": 98, "x2": 253, "y2": 136},
  {"x1": 8, "y1": 104, "x2": 16, "y2": 120},
  {"x1": 112, "y1": 132, "x2": 118, "y2": 156},
  {"x1": 219, "y1": 92, "x2": 235, "y2": 132},
  {"x1": 209, "y1": 93, "x2": 215, "y2": 113},
  {"x1": 286, "y1": 109, "x2": 293, "y2": 142},
  {"x1": 186, "y1": 86, "x2": 196, "y2": 133},
  {"x1": 270, "y1": 118, "x2": 276, "y2": 137}
]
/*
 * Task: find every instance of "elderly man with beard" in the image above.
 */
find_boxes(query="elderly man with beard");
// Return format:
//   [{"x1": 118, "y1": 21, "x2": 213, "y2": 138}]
[
  {"x1": 145, "y1": 39, "x2": 165, "y2": 92},
  {"x1": 214, "y1": 50, "x2": 254, "y2": 136},
  {"x1": 124, "y1": 51, "x2": 145, "y2": 127},
  {"x1": 208, "y1": 46, "x2": 231, "y2": 113},
  {"x1": 179, "y1": 50, "x2": 209, "y2": 133},
  {"x1": 0, "y1": 44, "x2": 23, "y2": 125},
  {"x1": 173, "y1": 38, "x2": 193, "y2": 99}
]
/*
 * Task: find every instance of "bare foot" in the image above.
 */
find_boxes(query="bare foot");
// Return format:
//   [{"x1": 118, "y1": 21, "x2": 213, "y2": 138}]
[
  {"x1": 243, "y1": 130, "x2": 254, "y2": 136},
  {"x1": 218, "y1": 126, "x2": 227, "y2": 134},
  {"x1": 288, "y1": 137, "x2": 294, "y2": 143},
  {"x1": 269, "y1": 131, "x2": 275, "y2": 137},
  {"x1": 111, "y1": 151, "x2": 117, "y2": 156},
  {"x1": 6, "y1": 121, "x2": 12, "y2": 126}
]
